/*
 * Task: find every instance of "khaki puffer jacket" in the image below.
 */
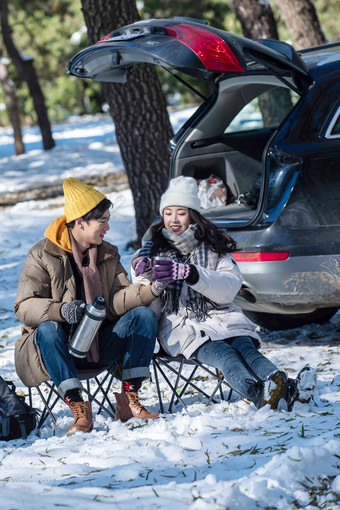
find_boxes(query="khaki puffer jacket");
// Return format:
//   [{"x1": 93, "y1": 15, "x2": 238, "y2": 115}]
[{"x1": 14, "y1": 239, "x2": 155, "y2": 387}]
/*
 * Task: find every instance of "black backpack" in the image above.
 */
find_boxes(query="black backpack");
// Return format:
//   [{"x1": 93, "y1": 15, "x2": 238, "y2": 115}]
[{"x1": 0, "y1": 376, "x2": 37, "y2": 441}]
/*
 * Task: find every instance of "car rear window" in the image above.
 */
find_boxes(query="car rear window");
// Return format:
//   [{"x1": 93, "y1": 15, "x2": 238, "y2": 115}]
[{"x1": 225, "y1": 86, "x2": 299, "y2": 133}]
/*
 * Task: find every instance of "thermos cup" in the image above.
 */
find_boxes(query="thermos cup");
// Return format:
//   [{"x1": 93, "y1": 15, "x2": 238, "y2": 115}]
[
  {"x1": 68, "y1": 296, "x2": 106, "y2": 358},
  {"x1": 152, "y1": 256, "x2": 172, "y2": 262}
]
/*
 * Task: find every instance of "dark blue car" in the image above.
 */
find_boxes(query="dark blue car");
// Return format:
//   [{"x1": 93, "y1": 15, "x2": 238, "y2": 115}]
[{"x1": 67, "y1": 18, "x2": 340, "y2": 330}]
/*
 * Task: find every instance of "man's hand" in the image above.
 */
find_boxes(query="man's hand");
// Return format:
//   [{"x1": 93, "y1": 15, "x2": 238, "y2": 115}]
[
  {"x1": 60, "y1": 300, "x2": 85, "y2": 324},
  {"x1": 151, "y1": 280, "x2": 169, "y2": 296}
]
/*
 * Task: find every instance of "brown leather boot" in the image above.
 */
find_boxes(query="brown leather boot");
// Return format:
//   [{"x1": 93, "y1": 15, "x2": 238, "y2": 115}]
[
  {"x1": 67, "y1": 401, "x2": 93, "y2": 434},
  {"x1": 114, "y1": 392, "x2": 159, "y2": 422},
  {"x1": 262, "y1": 370, "x2": 288, "y2": 410}
]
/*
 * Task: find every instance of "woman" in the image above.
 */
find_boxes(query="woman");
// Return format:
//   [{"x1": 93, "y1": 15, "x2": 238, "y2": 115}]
[{"x1": 132, "y1": 176, "x2": 316, "y2": 411}]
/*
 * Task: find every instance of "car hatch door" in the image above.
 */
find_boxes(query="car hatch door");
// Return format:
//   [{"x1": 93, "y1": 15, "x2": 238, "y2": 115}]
[{"x1": 66, "y1": 17, "x2": 312, "y2": 94}]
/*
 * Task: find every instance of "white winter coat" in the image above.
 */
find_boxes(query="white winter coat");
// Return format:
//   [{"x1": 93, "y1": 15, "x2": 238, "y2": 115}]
[{"x1": 132, "y1": 254, "x2": 261, "y2": 359}]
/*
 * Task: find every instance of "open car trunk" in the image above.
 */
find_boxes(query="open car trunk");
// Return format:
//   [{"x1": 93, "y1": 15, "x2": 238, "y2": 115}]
[
  {"x1": 169, "y1": 75, "x2": 302, "y2": 228},
  {"x1": 67, "y1": 17, "x2": 311, "y2": 229}
]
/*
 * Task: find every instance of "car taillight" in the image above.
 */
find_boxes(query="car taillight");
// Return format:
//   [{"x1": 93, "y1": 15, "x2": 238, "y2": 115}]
[
  {"x1": 232, "y1": 252, "x2": 290, "y2": 262},
  {"x1": 165, "y1": 24, "x2": 244, "y2": 73},
  {"x1": 96, "y1": 33, "x2": 112, "y2": 44}
]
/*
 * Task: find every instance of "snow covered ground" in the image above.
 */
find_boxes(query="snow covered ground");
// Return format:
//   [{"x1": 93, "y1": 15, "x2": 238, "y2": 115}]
[{"x1": 0, "y1": 111, "x2": 339, "y2": 510}]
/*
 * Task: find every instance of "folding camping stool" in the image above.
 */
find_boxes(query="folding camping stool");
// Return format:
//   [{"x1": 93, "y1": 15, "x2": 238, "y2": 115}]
[
  {"x1": 28, "y1": 363, "x2": 119, "y2": 431},
  {"x1": 153, "y1": 351, "x2": 233, "y2": 414}
]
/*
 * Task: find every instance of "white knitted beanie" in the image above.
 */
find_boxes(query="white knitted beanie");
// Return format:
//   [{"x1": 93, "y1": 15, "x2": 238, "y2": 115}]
[{"x1": 159, "y1": 176, "x2": 201, "y2": 215}]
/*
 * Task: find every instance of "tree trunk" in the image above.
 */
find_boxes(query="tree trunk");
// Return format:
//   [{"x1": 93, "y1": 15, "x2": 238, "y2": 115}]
[
  {"x1": 0, "y1": 0, "x2": 55, "y2": 150},
  {"x1": 81, "y1": 0, "x2": 173, "y2": 243},
  {"x1": 230, "y1": 0, "x2": 279, "y2": 39},
  {"x1": 272, "y1": 0, "x2": 327, "y2": 49},
  {"x1": 0, "y1": 53, "x2": 25, "y2": 155},
  {"x1": 230, "y1": 0, "x2": 292, "y2": 126}
]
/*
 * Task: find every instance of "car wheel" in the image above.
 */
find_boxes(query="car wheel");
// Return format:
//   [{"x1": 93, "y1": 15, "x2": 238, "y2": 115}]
[{"x1": 244, "y1": 307, "x2": 339, "y2": 331}]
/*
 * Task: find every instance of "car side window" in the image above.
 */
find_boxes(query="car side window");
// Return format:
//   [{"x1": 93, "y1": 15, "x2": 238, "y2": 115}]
[
  {"x1": 330, "y1": 111, "x2": 340, "y2": 136},
  {"x1": 333, "y1": 116, "x2": 340, "y2": 135},
  {"x1": 225, "y1": 87, "x2": 299, "y2": 133},
  {"x1": 325, "y1": 104, "x2": 340, "y2": 138}
]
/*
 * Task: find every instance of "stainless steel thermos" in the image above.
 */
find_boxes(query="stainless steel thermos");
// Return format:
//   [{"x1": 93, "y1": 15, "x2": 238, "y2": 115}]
[{"x1": 68, "y1": 296, "x2": 106, "y2": 358}]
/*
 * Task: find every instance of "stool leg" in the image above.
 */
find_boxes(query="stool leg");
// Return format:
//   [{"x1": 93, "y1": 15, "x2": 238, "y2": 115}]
[
  {"x1": 174, "y1": 365, "x2": 198, "y2": 406},
  {"x1": 169, "y1": 357, "x2": 185, "y2": 413},
  {"x1": 36, "y1": 384, "x2": 59, "y2": 430},
  {"x1": 217, "y1": 370, "x2": 225, "y2": 401},
  {"x1": 94, "y1": 373, "x2": 116, "y2": 416},
  {"x1": 28, "y1": 387, "x2": 33, "y2": 408},
  {"x1": 153, "y1": 360, "x2": 164, "y2": 414},
  {"x1": 155, "y1": 361, "x2": 189, "y2": 413}
]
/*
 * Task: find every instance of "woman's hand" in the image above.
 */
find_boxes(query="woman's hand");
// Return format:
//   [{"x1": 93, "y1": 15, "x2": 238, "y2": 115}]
[
  {"x1": 132, "y1": 256, "x2": 153, "y2": 276},
  {"x1": 153, "y1": 259, "x2": 191, "y2": 282}
]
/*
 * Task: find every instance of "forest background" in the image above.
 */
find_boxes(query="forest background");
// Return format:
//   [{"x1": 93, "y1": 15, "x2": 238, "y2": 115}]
[
  {"x1": 1, "y1": 0, "x2": 339, "y2": 129},
  {"x1": 1, "y1": 0, "x2": 340, "y2": 242}
]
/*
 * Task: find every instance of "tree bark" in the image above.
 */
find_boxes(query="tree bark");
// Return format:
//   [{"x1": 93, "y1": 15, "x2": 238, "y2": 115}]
[
  {"x1": 0, "y1": 0, "x2": 55, "y2": 150},
  {"x1": 230, "y1": 0, "x2": 292, "y2": 126},
  {"x1": 230, "y1": 0, "x2": 279, "y2": 39},
  {"x1": 0, "y1": 52, "x2": 25, "y2": 155},
  {"x1": 272, "y1": 0, "x2": 327, "y2": 49},
  {"x1": 81, "y1": 0, "x2": 173, "y2": 242}
]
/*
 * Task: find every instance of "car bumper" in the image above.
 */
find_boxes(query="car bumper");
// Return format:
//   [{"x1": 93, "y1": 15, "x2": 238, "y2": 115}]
[{"x1": 234, "y1": 253, "x2": 340, "y2": 314}]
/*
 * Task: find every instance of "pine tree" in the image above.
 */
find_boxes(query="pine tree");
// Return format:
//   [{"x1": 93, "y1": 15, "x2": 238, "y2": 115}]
[
  {"x1": 81, "y1": 0, "x2": 173, "y2": 242},
  {"x1": 273, "y1": 0, "x2": 327, "y2": 48}
]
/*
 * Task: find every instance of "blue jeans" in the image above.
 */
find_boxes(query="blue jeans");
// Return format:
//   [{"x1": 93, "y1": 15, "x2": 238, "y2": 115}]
[
  {"x1": 35, "y1": 306, "x2": 157, "y2": 396},
  {"x1": 192, "y1": 336, "x2": 278, "y2": 400}
]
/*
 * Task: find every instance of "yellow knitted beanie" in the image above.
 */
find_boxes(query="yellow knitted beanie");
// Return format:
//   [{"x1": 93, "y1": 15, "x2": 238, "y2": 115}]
[{"x1": 63, "y1": 177, "x2": 106, "y2": 223}]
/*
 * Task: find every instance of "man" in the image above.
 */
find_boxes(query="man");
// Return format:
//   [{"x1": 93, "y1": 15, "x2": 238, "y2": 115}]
[{"x1": 14, "y1": 177, "x2": 161, "y2": 434}]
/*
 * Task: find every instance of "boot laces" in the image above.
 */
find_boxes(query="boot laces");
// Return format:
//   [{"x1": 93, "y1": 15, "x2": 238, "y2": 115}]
[
  {"x1": 127, "y1": 392, "x2": 147, "y2": 414},
  {"x1": 70, "y1": 401, "x2": 88, "y2": 420}
]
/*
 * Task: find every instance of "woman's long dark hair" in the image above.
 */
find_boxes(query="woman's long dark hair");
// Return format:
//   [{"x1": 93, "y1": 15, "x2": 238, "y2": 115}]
[{"x1": 149, "y1": 208, "x2": 237, "y2": 257}]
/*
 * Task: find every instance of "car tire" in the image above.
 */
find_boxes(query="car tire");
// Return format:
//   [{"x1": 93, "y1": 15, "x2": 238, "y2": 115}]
[{"x1": 244, "y1": 307, "x2": 339, "y2": 331}]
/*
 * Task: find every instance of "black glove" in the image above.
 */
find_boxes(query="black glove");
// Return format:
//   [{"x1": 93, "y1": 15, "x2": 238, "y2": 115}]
[{"x1": 60, "y1": 300, "x2": 85, "y2": 324}]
